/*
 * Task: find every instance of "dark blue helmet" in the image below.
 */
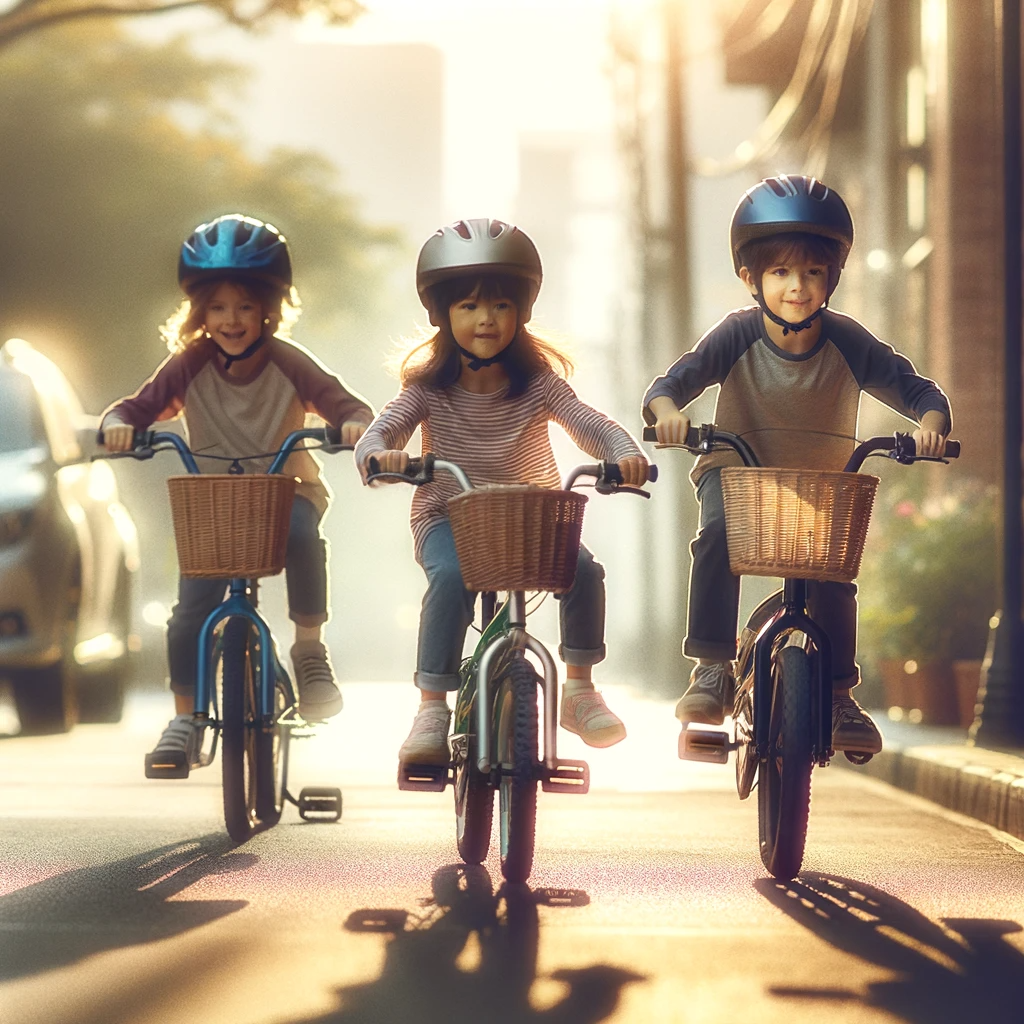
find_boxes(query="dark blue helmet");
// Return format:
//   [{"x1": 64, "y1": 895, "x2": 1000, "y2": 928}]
[
  {"x1": 178, "y1": 214, "x2": 292, "y2": 291},
  {"x1": 729, "y1": 174, "x2": 854, "y2": 280}
]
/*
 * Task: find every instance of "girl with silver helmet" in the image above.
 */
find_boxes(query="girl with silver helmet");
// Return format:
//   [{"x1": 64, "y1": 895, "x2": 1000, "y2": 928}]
[
  {"x1": 101, "y1": 214, "x2": 375, "y2": 776},
  {"x1": 355, "y1": 218, "x2": 649, "y2": 765},
  {"x1": 642, "y1": 175, "x2": 952, "y2": 757}
]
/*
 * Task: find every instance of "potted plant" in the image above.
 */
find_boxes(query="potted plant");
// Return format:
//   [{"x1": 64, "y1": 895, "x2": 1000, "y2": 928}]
[{"x1": 856, "y1": 477, "x2": 997, "y2": 726}]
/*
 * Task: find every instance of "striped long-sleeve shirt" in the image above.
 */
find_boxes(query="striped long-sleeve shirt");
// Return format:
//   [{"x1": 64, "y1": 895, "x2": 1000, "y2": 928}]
[{"x1": 354, "y1": 371, "x2": 644, "y2": 561}]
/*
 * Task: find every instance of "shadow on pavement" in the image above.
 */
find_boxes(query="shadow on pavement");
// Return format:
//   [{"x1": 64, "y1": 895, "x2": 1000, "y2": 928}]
[
  {"x1": 0, "y1": 833, "x2": 253, "y2": 982},
  {"x1": 286, "y1": 863, "x2": 643, "y2": 1024},
  {"x1": 757, "y1": 872, "x2": 1024, "y2": 1023}
]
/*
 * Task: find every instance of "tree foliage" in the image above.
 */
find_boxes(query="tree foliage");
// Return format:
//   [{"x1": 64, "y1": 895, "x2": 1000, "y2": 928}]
[
  {"x1": 0, "y1": 0, "x2": 363, "y2": 51},
  {"x1": 0, "y1": 23, "x2": 396, "y2": 408}
]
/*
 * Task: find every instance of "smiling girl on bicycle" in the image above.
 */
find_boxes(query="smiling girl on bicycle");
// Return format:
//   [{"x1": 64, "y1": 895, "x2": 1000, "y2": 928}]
[
  {"x1": 101, "y1": 214, "x2": 374, "y2": 773},
  {"x1": 643, "y1": 175, "x2": 952, "y2": 756},
  {"x1": 354, "y1": 219, "x2": 648, "y2": 766}
]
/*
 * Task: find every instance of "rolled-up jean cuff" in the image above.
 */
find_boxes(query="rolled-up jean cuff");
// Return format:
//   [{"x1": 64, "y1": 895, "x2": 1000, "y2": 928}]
[
  {"x1": 558, "y1": 643, "x2": 606, "y2": 667},
  {"x1": 414, "y1": 669, "x2": 461, "y2": 693},
  {"x1": 290, "y1": 611, "x2": 328, "y2": 628},
  {"x1": 683, "y1": 637, "x2": 736, "y2": 661},
  {"x1": 169, "y1": 680, "x2": 195, "y2": 698}
]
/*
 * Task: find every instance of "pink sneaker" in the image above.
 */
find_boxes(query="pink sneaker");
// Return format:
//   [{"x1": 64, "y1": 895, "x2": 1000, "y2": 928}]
[{"x1": 560, "y1": 691, "x2": 626, "y2": 748}]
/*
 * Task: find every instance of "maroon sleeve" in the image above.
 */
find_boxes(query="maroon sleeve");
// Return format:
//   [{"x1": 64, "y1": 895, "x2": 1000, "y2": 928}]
[
  {"x1": 99, "y1": 346, "x2": 207, "y2": 430},
  {"x1": 268, "y1": 340, "x2": 375, "y2": 426}
]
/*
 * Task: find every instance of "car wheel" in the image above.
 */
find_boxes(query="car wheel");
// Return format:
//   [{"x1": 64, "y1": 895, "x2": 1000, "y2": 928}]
[
  {"x1": 77, "y1": 568, "x2": 131, "y2": 725},
  {"x1": 12, "y1": 659, "x2": 78, "y2": 734}
]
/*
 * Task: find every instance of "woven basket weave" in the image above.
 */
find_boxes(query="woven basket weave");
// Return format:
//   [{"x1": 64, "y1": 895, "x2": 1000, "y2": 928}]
[
  {"x1": 447, "y1": 484, "x2": 588, "y2": 593},
  {"x1": 167, "y1": 474, "x2": 296, "y2": 579},
  {"x1": 720, "y1": 467, "x2": 878, "y2": 583}
]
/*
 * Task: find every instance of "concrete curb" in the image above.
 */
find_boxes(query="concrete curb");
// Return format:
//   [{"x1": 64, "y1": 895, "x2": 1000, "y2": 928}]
[{"x1": 848, "y1": 741, "x2": 1024, "y2": 839}]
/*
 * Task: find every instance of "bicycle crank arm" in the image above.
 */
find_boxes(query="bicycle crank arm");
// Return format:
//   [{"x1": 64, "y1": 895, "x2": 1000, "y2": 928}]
[{"x1": 679, "y1": 728, "x2": 738, "y2": 764}]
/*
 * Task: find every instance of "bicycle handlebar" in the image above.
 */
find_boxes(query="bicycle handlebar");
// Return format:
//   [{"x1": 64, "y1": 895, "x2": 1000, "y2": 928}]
[
  {"x1": 641, "y1": 424, "x2": 960, "y2": 471},
  {"x1": 95, "y1": 426, "x2": 352, "y2": 475}
]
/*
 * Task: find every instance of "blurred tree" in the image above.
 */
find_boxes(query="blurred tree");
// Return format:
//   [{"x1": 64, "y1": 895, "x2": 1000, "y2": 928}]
[
  {"x1": 0, "y1": 23, "x2": 396, "y2": 409},
  {"x1": 0, "y1": 0, "x2": 362, "y2": 51}
]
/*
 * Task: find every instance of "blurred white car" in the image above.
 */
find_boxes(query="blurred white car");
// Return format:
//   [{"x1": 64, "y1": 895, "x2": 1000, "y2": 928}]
[{"x1": 0, "y1": 338, "x2": 139, "y2": 732}]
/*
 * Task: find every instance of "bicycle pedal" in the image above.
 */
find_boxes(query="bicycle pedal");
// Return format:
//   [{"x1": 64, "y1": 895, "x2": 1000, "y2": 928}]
[
  {"x1": 297, "y1": 786, "x2": 343, "y2": 822},
  {"x1": 679, "y1": 728, "x2": 731, "y2": 764},
  {"x1": 145, "y1": 751, "x2": 189, "y2": 779},
  {"x1": 541, "y1": 759, "x2": 590, "y2": 795},
  {"x1": 397, "y1": 762, "x2": 451, "y2": 792}
]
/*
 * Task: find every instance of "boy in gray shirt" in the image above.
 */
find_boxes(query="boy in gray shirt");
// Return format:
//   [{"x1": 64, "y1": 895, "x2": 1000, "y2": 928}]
[{"x1": 642, "y1": 174, "x2": 951, "y2": 754}]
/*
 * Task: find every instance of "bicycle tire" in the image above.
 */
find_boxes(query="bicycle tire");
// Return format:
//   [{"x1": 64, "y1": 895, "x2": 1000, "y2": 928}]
[
  {"x1": 497, "y1": 657, "x2": 538, "y2": 884},
  {"x1": 254, "y1": 662, "x2": 291, "y2": 827},
  {"x1": 758, "y1": 645, "x2": 813, "y2": 879},
  {"x1": 455, "y1": 727, "x2": 494, "y2": 864},
  {"x1": 221, "y1": 617, "x2": 260, "y2": 843}
]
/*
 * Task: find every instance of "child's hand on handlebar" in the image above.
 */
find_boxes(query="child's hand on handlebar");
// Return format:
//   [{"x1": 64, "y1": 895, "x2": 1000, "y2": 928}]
[
  {"x1": 912, "y1": 428, "x2": 947, "y2": 458},
  {"x1": 101, "y1": 425, "x2": 135, "y2": 452},
  {"x1": 618, "y1": 455, "x2": 650, "y2": 487},
  {"x1": 367, "y1": 449, "x2": 410, "y2": 480},
  {"x1": 339, "y1": 420, "x2": 369, "y2": 446},
  {"x1": 647, "y1": 397, "x2": 690, "y2": 444}
]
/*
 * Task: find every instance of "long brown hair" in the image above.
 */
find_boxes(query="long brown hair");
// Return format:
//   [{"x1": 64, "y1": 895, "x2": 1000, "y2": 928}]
[
  {"x1": 159, "y1": 275, "x2": 301, "y2": 353},
  {"x1": 399, "y1": 273, "x2": 573, "y2": 397}
]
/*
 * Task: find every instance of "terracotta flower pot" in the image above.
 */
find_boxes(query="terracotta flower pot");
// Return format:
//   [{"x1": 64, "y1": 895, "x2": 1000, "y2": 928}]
[{"x1": 951, "y1": 658, "x2": 984, "y2": 730}]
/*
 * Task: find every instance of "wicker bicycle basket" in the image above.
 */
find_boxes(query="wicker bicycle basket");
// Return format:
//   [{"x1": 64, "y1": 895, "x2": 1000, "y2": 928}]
[
  {"x1": 447, "y1": 484, "x2": 588, "y2": 593},
  {"x1": 167, "y1": 474, "x2": 297, "y2": 579},
  {"x1": 720, "y1": 467, "x2": 879, "y2": 583}
]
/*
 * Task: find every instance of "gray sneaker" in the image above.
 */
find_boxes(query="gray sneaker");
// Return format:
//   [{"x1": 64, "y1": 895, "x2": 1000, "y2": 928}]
[
  {"x1": 832, "y1": 694, "x2": 883, "y2": 754},
  {"x1": 675, "y1": 662, "x2": 736, "y2": 726},
  {"x1": 291, "y1": 641, "x2": 343, "y2": 722},
  {"x1": 398, "y1": 702, "x2": 452, "y2": 765},
  {"x1": 145, "y1": 713, "x2": 204, "y2": 779}
]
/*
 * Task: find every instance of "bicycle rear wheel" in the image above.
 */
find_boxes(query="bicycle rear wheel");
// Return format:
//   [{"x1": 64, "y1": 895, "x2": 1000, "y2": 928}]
[
  {"x1": 221, "y1": 617, "x2": 260, "y2": 843},
  {"x1": 255, "y1": 661, "x2": 291, "y2": 827},
  {"x1": 758, "y1": 645, "x2": 813, "y2": 879},
  {"x1": 497, "y1": 658, "x2": 538, "y2": 884},
  {"x1": 455, "y1": 727, "x2": 494, "y2": 864}
]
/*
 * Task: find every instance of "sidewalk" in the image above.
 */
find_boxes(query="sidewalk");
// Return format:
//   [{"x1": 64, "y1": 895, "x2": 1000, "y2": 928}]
[{"x1": 840, "y1": 714, "x2": 1024, "y2": 840}]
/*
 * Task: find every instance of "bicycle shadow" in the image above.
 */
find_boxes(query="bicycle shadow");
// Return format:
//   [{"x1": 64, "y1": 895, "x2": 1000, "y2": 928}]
[
  {"x1": 757, "y1": 872, "x2": 1024, "y2": 1022},
  {"x1": 0, "y1": 833, "x2": 253, "y2": 982},
  {"x1": 286, "y1": 863, "x2": 643, "y2": 1024}
]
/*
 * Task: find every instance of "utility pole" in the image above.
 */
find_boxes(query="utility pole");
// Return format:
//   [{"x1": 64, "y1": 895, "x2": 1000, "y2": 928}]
[{"x1": 972, "y1": 0, "x2": 1024, "y2": 747}]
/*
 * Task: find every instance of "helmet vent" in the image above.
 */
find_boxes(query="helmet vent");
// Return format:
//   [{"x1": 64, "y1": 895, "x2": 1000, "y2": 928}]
[
  {"x1": 453, "y1": 220, "x2": 472, "y2": 239},
  {"x1": 808, "y1": 178, "x2": 828, "y2": 201},
  {"x1": 206, "y1": 223, "x2": 219, "y2": 245},
  {"x1": 766, "y1": 177, "x2": 789, "y2": 197},
  {"x1": 488, "y1": 219, "x2": 504, "y2": 238}
]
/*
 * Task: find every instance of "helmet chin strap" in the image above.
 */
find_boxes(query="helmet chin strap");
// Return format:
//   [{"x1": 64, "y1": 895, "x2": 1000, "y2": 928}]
[
  {"x1": 213, "y1": 334, "x2": 266, "y2": 370},
  {"x1": 455, "y1": 340, "x2": 509, "y2": 371},
  {"x1": 755, "y1": 292, "x2": 825, "y2": 336}
]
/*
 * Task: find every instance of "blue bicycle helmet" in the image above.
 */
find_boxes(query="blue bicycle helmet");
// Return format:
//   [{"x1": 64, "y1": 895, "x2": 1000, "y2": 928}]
[
  {"x1": 178, "y1": 214, "x2": 292, "y2": 291},
  {"x1": 729, "y1": 175, "x2": 854, "y2": 333}
]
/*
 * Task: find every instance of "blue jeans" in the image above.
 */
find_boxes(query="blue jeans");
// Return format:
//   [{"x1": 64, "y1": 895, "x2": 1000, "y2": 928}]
[
  {"x1": 685, "y1": 468, "x2": 859, "y2": 687},
  {"x1": 415, "y1": 520, "x2": 607, "y2": 692},
  {"x1": 167, "y1": 496, "x2": 327, "y2": 696}
]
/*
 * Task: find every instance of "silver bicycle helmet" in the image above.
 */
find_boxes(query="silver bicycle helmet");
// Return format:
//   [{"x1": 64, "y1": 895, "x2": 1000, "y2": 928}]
[
  {"x1": 416, "y1": 218, "x2": 543, "y2": 325},
  {"x1": 178, "y1": 214, "x2": 292, "y2": 291}
]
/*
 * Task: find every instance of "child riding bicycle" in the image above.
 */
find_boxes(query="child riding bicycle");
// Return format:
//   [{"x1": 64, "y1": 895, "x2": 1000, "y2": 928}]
[
  {"x1": 642, "y1": 175, "x2": 952, "y2": 755},
  {"x1": 100, "y1": 214, "x2": 374, "y2": 773},
  {"x1": 354, "y1": 218, "x2": 649, "y2": 766}
]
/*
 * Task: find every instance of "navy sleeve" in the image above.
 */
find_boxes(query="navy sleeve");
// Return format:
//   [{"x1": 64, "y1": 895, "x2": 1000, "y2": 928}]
[
  {"x1": 641, "y1": 308, "x2": 760, "y2": 424},
  {"x1": 826, "y1": 311, "x2": 952, "y2": 435}
]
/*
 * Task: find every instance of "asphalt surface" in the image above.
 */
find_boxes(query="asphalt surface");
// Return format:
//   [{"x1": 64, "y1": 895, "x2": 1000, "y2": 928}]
[{"x1": 1, "y1": 684, "x2": 1023, "y2": 1024}]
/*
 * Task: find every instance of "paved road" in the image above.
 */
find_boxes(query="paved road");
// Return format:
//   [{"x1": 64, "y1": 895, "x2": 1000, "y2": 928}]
[{"x1": 1, "y1": 684, "x2": 1022, "y2": 1024}]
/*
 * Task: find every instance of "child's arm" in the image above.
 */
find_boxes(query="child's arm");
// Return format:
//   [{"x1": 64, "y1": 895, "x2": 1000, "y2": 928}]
[
  {"x1": 544, "y1": 376, "x2": 648, "y2": 485},
  {"x1": 99, "y1": 351, "x2": 196, "y2": 449},
  {"x1": 352, "y1": 387, "x2": 429, "y2": 483}
]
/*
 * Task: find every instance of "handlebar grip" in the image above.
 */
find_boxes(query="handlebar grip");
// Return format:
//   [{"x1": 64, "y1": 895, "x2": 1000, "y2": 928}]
[
  {"x1": 648, "y1": 464, "x2": 659, "y2": 482},
  {"x1": 324, "y1": 424, "x2": 342, "y2": 446},
  {"x1": 945, "y1": 439, "x2": 961, "y2": 459},
  {"x1": 641, "y1": 425, "x2": 700, "y2": 447},
  {"x1": 642, "y1": 426, "x2": 655, "y2": 442}
]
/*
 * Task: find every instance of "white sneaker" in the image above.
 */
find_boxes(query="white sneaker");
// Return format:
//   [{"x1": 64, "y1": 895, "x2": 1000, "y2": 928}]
[
  {"x1": 291, "y1": 641, "x2": 343, "y2": 721},
  {"x1": 398, "y1": 702, "x2": 452, "y2": 765}
]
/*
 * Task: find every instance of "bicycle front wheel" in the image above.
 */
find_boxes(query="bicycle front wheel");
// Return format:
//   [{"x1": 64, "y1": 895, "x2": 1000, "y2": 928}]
[
  {"x1": 497, "y1": 658, "x2": 539, "y2": 884},
  {"x1": 254, "y1": 662, "x2": 291, "y2": 828},
  {"x1": 455, "y1": 727, "x2": 494, "y2": 864},
  {"x1": 758, "y1": 645, "x2": 813, "y2": 879},
  {"x1": 221, "y1": 617, "x2": 261, "y2": 843}
]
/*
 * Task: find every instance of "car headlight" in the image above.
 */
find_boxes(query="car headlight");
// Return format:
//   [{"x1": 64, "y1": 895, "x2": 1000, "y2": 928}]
[{"x1": 0, "y1": 508, "x2": 32, "y2": 546}]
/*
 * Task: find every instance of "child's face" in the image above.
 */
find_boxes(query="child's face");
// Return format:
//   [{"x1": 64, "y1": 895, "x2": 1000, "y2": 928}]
[
  {"x1": 742, "y1": 257, "x2": 828, "y2": 324},
  {"x1": 202, "y1": 281, "x2": 264, "y2": 355},
  {"x1": 448, "y1": 287, "x2": 518, "y2": 361}
]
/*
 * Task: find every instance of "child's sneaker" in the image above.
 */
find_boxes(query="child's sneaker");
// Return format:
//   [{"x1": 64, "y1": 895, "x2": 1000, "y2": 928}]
[
  {"x1": 291, "y1": 640, "x2": 343, "y2": 722},
  {"x1": 398, "y1": 702, "x2": 452, "y2": 765},
  {"x1": 144, "y1": 713, "x2": 204, "y2": 778},
  {"x1": 560, "y1": 690, "x2": 627, "y2": 747},
  {"x1": 832, "y1": 693, "x2": 883, "y2": 754},
  {"x1": 675, "y1": 662, "x2": 735, "y2": 725}
]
